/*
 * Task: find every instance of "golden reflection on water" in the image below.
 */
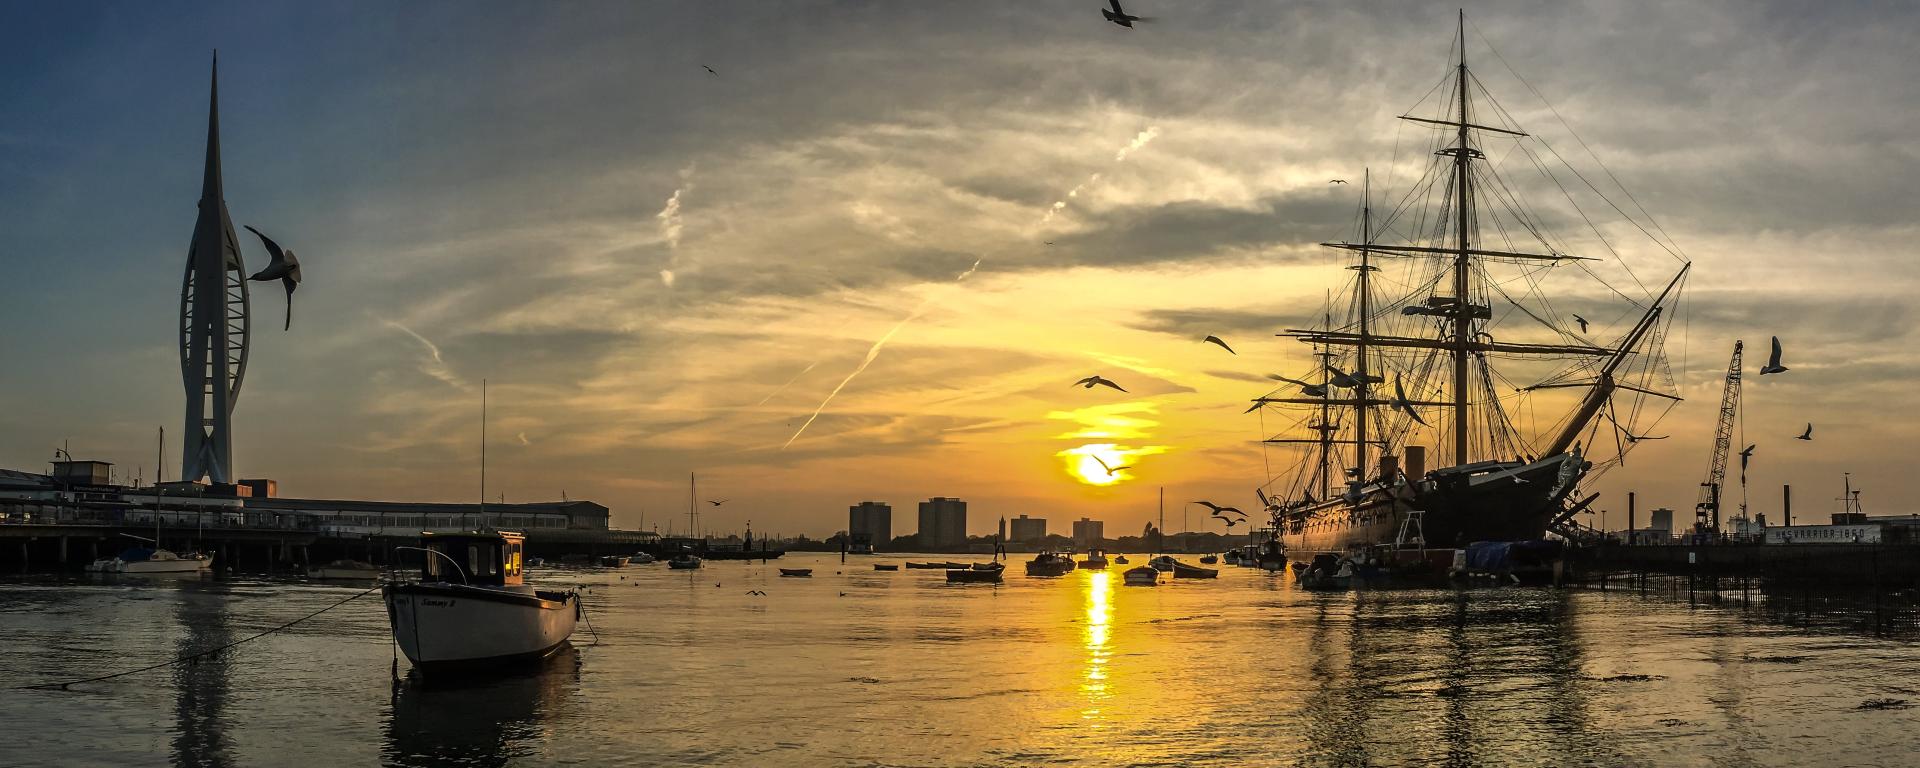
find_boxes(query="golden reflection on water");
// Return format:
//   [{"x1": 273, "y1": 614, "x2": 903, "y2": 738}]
[{"x1": 1081, "y1": 570, "x2": 1113, "y2": 726}]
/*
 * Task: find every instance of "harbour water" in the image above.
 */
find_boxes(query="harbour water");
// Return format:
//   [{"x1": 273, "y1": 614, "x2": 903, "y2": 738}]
[{"x1": 3, "y1": 552, "x2": 1918, "y2": 767}]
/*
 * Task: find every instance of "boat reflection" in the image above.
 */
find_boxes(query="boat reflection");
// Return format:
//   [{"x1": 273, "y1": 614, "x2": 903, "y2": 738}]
[{"x1": 383, "y1": 645, "x2": 581, "y2": 767}]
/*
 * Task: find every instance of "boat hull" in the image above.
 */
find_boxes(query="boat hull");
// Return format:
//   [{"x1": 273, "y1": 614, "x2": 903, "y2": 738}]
[
  {"x1": 85, "y1": 552, "x2": 214, "y2": 574},
  {"x1": 385, "y1": 583, "x2": 577, "y2": 671},
  {"x1": 1281, "y1": 453, "x2": 1582, "y2": 559}
]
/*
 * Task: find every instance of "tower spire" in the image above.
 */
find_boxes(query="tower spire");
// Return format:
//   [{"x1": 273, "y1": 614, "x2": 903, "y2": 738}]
[{"x1": 179, "y1": 52, "x2": 251, "y2": 484}]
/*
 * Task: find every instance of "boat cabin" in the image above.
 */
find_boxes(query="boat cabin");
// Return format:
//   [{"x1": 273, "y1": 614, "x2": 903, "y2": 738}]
[{"x1": 417, "y1": 530, "x2": 526, "y2": 587}]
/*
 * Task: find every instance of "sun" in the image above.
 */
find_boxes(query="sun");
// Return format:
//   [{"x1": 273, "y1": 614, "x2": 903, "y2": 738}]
[{"x1": 1061, "y1": 443, "x2": 1134, "y2": 487}]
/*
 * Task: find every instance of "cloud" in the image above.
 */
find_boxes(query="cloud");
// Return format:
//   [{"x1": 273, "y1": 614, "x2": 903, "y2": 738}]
[{"x1": 379, "y1": 318, "x2": 467, "y2": 391}]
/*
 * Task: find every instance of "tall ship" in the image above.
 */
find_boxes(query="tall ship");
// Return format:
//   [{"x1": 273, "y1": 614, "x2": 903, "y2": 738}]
[{"x1": 1255, "y1": 13, "x2": 1689, "y2": 563}]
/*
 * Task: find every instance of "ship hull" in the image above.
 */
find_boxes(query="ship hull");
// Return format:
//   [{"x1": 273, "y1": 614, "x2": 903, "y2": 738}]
[{"x1": 1281, "y1": 452, "x2": 1582, "y2": 559}]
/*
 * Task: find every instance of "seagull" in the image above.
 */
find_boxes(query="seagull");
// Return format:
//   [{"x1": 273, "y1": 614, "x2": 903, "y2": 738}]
[
  {"x1": 1193, "y1": 500, "x2": 1244, "y2": 516},
  {"x1": 1243, "y1": 399, "x2": 1269, "y2": 414},
  {"x1": 1329, "y1": 179, "x2": 1348, "y2": 185},
  {"x1": 1391, "y1": 375, "x2": 1430, "y2": 426},
  {"x1": 1074, "y1": 375, "x2": 1128, "y2": 393},
  {"x1": 1203, "y1": 335, "x2": 1236, "y2": 355},
  {"x1": 1325, "y1": 365, "x2": 1383, "y2": 389},
  {"x1": 746, "y1": 590, "x2": 766, "y2": 596},
  {"x1": 1101, "y1": 0, "x2": 1145, "y2": 27},
  {"x1": 703, "y1": 65, "x2": 718, "y2": 76},
  {"x1": 1760, "y1": 336, "x2": 1789, "y2": 375},
  {"x1": 1218, "y1": 517, "x2": 1242, "y2": 528},
  {"x1": 1092, "y1": 455, "x2": 1132, "y2": 476},
  {"x1": 1623, "y1": 432, "x2": 1669, "y2": 443},
  {"x1": 708, "y1": 499, "x2": 728, "y2": 506},
  {"x1": 243, "y1": 226, "x2": 303, "y2": 330},
  {"x1": 1571, "y1": 314, "x2": 1589, "y2": 334},
  {"x1": 1268, "y1": 374, "x2": 1328, "y2": 398},
  {"x1": 1739, "y1": 444, "x2": 1755, "y2": 482},
  {"x1": 1044, "y1": 241, "x2": 1055, "y2": 245},
  {"x1": 1796, "y1": 423, "x2": 1813, "y2": 441}
]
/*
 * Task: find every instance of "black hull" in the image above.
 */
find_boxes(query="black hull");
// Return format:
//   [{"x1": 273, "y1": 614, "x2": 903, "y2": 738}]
[
  {"x1": 1281, "y1": 453, "x2": 1583, "y2": 558},
  {"x1": 411, "y1": 638, "x2": 573, "y2": 674}
]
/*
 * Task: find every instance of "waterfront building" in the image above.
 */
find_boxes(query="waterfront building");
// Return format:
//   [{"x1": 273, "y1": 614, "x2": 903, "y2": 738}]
[
  {"x1": 1009, "y1": 514, "x2": 1046, "y2": 543},
  {"x1": 849, "y1": 501, "x2": 892, "y2": 551},
  {"x1": 1072, "y1": 517, "x2": 1104, "y2": 550},
  {"x1": 917, "y1": 497, "x2": 967, "y2": 548}
]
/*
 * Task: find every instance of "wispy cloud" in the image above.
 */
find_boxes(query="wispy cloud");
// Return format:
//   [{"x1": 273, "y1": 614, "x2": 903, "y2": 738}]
[
  {"x1": 1041, "y1": 126, "x2": 1162, "y2": 225},
  {"x1": 380, "y1": 318, "x2": 468, "y2": 391},
  {"x1": 656, "y1": 165, "x2": 696, "y2": 287}
]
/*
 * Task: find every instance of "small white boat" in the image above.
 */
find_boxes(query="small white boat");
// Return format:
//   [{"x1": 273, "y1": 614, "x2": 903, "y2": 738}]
[
  {"x1": 667, "y1": 553, "x2": 703, "y2": 570},
  {"x1": 1123, "y1": 565, "x2": 1162, "y2": 586},
  {"x1": 631, "y1": 553, "x2": 657, "y2": 564},
  {"x1": 385, "y1": 530, "x2": 578, "y2": 672},
  {"x1": 310, "y1": 559, "x2": 382, "y2": 580},
  {"x1": 85, "y1": 547, "x2": 213, "y2": 574}
]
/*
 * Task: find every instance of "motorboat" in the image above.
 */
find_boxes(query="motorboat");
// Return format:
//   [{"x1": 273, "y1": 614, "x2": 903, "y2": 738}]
[
  {"x1": 84, "y1": 547, "x2": 213, "y2": 574},
  {"x1": 310, "y1": 559, "x2": 382, "y2": 580},
  {"x1": 384, "y1": 530, "x2": 578, "y2": 671},
  {"x1": 667, "y1": 553, "x2": 703, "y2": 570},
  {"x1": 1255, "y1": 538, "x2": 1287, "y2": 572},
  {"x1": 947, "y1": 562, "x2": 1003, "y2": 583},
  {"x1": 1024, "y1": 552, "x2": 1077, "y2": 577},
  {"x1": 1079, "y1": 549, "x2": 1109, "y2": 570},
  {"x1": 631, "y1": 553, "x2": 657, "y2": 565},
  {"x1": 942, "y1": 562, "x2": 972, "y2": 570},
  {"x1": 779, "y1": 568, "x2": 813, "y2": 577},
  {"x1": 971, "y1": 562, "x2": 1002, "y2": 571},
  {"x1": 1122, "y1": 565, "x2": 1162, "y2": 586},
  {"x1": 1113, "y1": 555, "x2": 1130, "y2": 565},
  {"x1": 1172, "y1": 560, "x2": 1219, "y2": 579},
  {"x1": 874, "y1": 564, "x2": 899, "y2": 571},
  {"x1": 1199, "y1": 554, "x2": 1219, "y2": 565},
  {"x1": 525, "y1": 557, "x2": 545, "y2": 567},
  {"x1": 1148, "y1": 555, "x2": 1177, "y2": 573},
  {"x1": 598, "y1": 555, "x2": 630, "y2": 568},
  {"x1": 1296, "y1": 553, "x2": 1353, "y2": 590},
  {"x1": 905, "y1": 562, "x2": 944, "y2": 570}
]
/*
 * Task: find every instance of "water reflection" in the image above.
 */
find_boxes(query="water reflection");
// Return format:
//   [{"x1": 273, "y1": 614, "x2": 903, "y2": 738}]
[
  {"x1": 171, "y1": 581, "x2": 235, "y2": 768},
  {"x1": 1081, "y1": 571, "x2": 1112, "y2": 726},
  {"x1": 383, "y1": 647, "x2": 581, "y2": 767}
]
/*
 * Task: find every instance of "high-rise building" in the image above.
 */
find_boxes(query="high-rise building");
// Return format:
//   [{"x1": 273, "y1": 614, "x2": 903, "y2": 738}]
[
  {"x1": 849, "y1": 501, "x2": 892, "y2": 550},
  {"x1": 918, "y1": 497, "x2": 967, "y2": 548},
  {"x1": 1072, "y1": 517, "x2": 1105, "y2": 550},
  {"x1": 1009, "y1": 514, "x2": 1047, "y2": 543}
]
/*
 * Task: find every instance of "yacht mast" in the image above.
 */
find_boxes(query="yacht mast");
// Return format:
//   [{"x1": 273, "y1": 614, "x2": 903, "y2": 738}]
[{"x1": 1449, "y1": 9, "x2": 1474, "y2": 466}]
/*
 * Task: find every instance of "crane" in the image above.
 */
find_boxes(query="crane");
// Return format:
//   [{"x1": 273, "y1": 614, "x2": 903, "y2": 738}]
[{"x1": 1694, "y1": 340, "x2": 1743, "y2": 538}]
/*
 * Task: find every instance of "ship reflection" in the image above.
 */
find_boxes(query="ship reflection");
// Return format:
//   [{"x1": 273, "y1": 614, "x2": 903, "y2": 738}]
[
  {"x1": 383, "y1": 647, "x2": 581, "y2": 768},
  {"x1": 1080, "y1": 571, "x2": 1113, "y2": 726}
]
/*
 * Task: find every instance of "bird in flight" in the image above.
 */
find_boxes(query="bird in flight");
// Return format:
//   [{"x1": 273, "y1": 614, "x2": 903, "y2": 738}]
[
  {"x1": 1215, "y1": 516, "x2": 1243, "y2": 528},
  {"x1": 703, "y1": 65, "x2": 718, "y2": 75},
  {"x1": 1074, "y1": 375, "x2": 1128, "y2": 393},
  {"x1": 1329, "y1": 179, "x2": 1348, "y2": 185},
  {"x1": 1571, "y1": 314, "x2": 1589, "y2": 334},
  {"x1": 1242, "y1": 399, "x2": 1270, "y2": 414},
  {"x1": 1203, "y1": 335, "x2": 1236, "y2": 355},
  {"x1": 1622, "y1": 432, "x2": 1669, "y2": 443},
  {"x1": 1391, "y1": 375, "x2": 1430, "y2": 426},
  {"x1": 1269, "y1": 374, "x2": 1328, "y2": 398},
  {"x1": 1193, "y1": 500, "x2": 1244, "y2": 516},
  {"x1": 1325, "y1": 365, "x2": 1383, "y2": 389},
  {"x1": 1102, "y1": 0, "x2": 1146, "y2": 28},
  {"x1": 1796, "y1": 423, "x2": 1813, "y2": 441},
  {"x1": 1092, "y1": 455, "x2": 1132, "y2": 476},
  {"x1": 1739, "y1": 443, "x2": 1755, "y2": 481},
  {"x1": 1760, "y1": 336, "x2": 1789, "y2": 375},
  {"x1": 243, "y1": 226, "x2": 304, "y2": 331},
  {"x1": 708, "y1": 499, "x2": 729, "y2": 506}
]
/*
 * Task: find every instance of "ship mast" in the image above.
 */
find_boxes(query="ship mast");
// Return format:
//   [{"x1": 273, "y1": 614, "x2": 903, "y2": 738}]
[
  {"x1": 1448, "y1": 9, "x2": 1474, "y2": 466},
  {"x1": 1353, "y1": 169, "x2": 1373, "y2": 479}
]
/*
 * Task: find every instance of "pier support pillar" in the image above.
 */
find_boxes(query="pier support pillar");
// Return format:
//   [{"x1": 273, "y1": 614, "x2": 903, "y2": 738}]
[
  {"x1": 18, "y1": 541, "x2": 27, "y2": 574},
  {"x1": 57, "y1": 536, "x2": 68, "y2": 566}
]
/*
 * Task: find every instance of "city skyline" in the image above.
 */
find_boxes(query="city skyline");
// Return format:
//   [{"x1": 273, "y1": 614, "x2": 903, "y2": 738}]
[{"x1": 4, "y1": 2, "x2": 1918, "y2": 537}]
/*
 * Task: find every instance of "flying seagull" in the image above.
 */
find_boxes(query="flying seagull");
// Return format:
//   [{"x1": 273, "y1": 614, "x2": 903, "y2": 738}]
[
  {"x1": 1243, "y1": 399, "x2": 1269, "y2": 414},
  {"x1": 1216, "y1": 516, "x2": 1242, "y2": 528},
  {"x1": 1760, "y1": 336, "x2": 1789, "y2": 375},
  {"x1": 1203, "y1": 335, "x2": 1236, "y2": 355},
  {"x1": 1796, "y1": 423, "x2": 1813, "y2": 441},
  {"x1": 1325, "y1": 365, "x2": 1383, "y2": 389},
  {"x1": 1074, "y1": 375, "x2": 1128, "y2": 393},
  {"x1": 1572, "y1": 314, "x2": 1589, "y2": 334},
  {"x1": 1739, "y1": 443, "x2": 1756, "y2": 482},
  {"x1": 703, "y1": 65, "x2": 718, "y2": 75},
  {"x1": 1268, "y1": 374, "x2": 1327, "y2": 398},
  {"x1": 243, "y1": 225, "x2": 303, "y2": 331},
  {"x1": 1102, "y1": 0, "x2": 1145, "y2": 27},
  {"x1": 1092, "y1": 455, "x2": 1132, "y2": 476},
  {"x1": 708, "y1": 499, "x2": 729, "y2": 506},
  {"x1": 1391, "y1": 375, "x2": 1430, "y2": 426},
  {"x1": 1623, "y1": 432, "x2": 1669, "y2": 443},
  {"x1": 1329, "y1": 179, "x2": 1348, "y2": 185},
  {"x1": 1193, "y1": 500, "x2": 1244, "y2": 516}
]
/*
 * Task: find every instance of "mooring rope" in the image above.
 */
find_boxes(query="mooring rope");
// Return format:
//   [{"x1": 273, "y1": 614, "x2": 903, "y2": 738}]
[
  {"x1": 576, "y1": 589, "x2": 601, "y2": 646},
  {"x1": 15, "y1": 584, "x2": 383, "y2": 692}
]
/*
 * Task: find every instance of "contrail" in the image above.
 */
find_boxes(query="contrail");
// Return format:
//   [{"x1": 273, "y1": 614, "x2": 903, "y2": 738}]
[
  {"x1": 783, "y1": 259, "x2": 981, "y2": 449},
  {"x1": 1041, "y1": 126, "x2": 1161, "y2": 224},
  {"x1": 380, "y1": 318, "x2": 466, "y2": 390},
  {"x1": 657, "y1": 165, "x2": 695, "y2": 287},
  {"x1": 755, "y1": 361, "x2": 821, "y2": 406}
]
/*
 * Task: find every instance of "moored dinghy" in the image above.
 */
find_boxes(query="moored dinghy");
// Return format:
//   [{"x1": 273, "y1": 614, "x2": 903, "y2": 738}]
[
  {"x1": 1123, "y1": 565, "x2": 1162, "y2": 586},
  {"x1": 384, "y1": 530, "x2": 578, "y2": 671},
  {"x1": 947, "y1": 562, "x2": 1004, "y2": 583},
  {"x1": 1024, "y1": 551, "x2": 1077, "y2": 577},
  {"x1": 779, "y1": 568, "x2": 813, "y2": 577}
]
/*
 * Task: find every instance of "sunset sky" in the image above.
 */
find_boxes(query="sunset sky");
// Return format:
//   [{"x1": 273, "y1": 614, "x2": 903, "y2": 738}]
[{"x1": 3, "y1": 1, "x2": 1916, "y2": 537}]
